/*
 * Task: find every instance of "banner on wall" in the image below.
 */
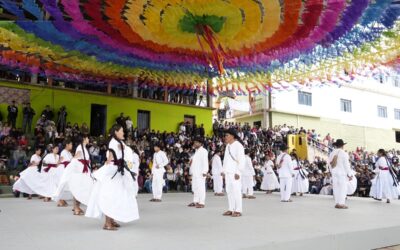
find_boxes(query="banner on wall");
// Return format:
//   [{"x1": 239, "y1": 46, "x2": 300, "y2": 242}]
[{"x1": 0, "y1": 86, "x2": 30, "y2": 104}]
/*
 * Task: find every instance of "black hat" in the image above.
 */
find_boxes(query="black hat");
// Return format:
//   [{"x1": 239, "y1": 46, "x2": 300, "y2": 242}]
[
  {"x1": 334, "y1": 139, "x2": 346, "y2": 147},
  {"x1": 224, "y1": 128, "x2": 240, "y2": 140},
  {"x1": 280, "y1": 144, "x2": 288, "y2": 151},
  {"x1": 193, "y1": 136, "x2": 204, "y2": 144}
]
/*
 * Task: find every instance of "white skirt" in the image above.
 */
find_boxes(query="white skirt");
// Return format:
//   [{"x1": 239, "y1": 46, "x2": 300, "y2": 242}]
[
  {"x1": 85, "y1": 163, "x2": 139, "y2": 223},
  {"x1": 347, "y1": 176, "x2": 357, "y2": 195},
  {"x1": 371, "y1": 171, "x2": 399, "y2": 200},
  {"x1": 52, "y1": 164, "x2": 73, "y2": 201},
  {"x1": 260, "y1": 172, "x2": 280, "y2": 191},
  {"x1": 292, "y1": 171, "x2": 309, "y2": 193},
  {"x1": 53, "y1": 159, "x2": 94, "y2": 205},
  {"x1": 13, "y1": 166, "x2": 57, "y2": 197}
]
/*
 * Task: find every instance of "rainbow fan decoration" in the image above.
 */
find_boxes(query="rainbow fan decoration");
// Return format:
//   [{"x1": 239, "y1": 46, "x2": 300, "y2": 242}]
[{"x1": 0, "y1": 0, "x2": 399, "y2": 95}]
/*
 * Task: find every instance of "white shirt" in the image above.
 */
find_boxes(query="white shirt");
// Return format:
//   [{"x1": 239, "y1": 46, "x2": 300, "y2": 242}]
[
  {"x1": 276, "y1": 152, "x2": 294, "y2": 178},
  {"x1": 108, "y1": 138, "x2": 124, "y2": 160},
  {"x1": 374, "y1": 157, "x2": 390, "y2": 174},
  {"x1": 75, "y1": 144, "x2": 90, "y2": 160},
  {"x1": 60, "y1": 149, "x2": 73, "y2": 163},
  {"x1": 43, "y1": 153, "x2": 59, "y2": 165},
  {"x1": 242, "y1": 155, "x2": 256, "y2": 176},
  {"x1": 222, "y1": 140, "x2": 245, "y2": 175},
  {"x1": 152, "y1": 150, "x2": 168, "y2": 176},
  {"x1": 29, "y1": 154, "x2": 41, "y2": 167},
  {"x1": 262, "y1": 160, "x2": 275, "y2": 174},
  {"x1": 211, "y1": 154, "x2": 223, "y2": 176},
  {"x1": 330, "y1": 148, "x2": 352, "y2": 177},
  {"x1": 190, "y1": 146, "x2": 209, "y2": 177}
]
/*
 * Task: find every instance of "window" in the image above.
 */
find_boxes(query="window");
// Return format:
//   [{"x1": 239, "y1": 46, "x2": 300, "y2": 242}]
[
  {"x1": 395, "y1": 109, "x2": 400, "y2": 120},
  {"x1": 340, "y1": 99, "x2": 352, "y2": 113},
  {"x1": 396, "y1": 131, "x2": 400, "y2": 143},
  {"x1": 394, "y1": 77, "x2": 400, "y2": 88},
  {"x1": 298, "y1": 91, "x2": 312, "y2": 106},
  {"x1": 377, "y1": 106, "x2": 388, "y2": 118}
]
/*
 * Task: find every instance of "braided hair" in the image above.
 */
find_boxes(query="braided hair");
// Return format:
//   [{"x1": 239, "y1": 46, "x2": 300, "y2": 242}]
[
  {"x1": 78, "y1": 134, "x2": 91, "y2": 172},
  {"x1": 109, "y1": 124, "x2": 127, "y2": 177}
]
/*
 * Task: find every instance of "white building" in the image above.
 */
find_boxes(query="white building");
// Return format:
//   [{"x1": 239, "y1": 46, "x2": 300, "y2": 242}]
[{"x1": 224, "y1": 73, "x2": 400, "y2": 151}]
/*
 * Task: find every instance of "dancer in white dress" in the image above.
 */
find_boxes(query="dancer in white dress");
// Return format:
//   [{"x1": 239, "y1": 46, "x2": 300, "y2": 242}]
[
  {"x1": 127, "y1": 146, "x2": 140, "y2": 196},
  {"x1": 370, "y1": 149, "x2": 399, "y2": 203},
  {"x1": 242, "y1": 149, "x2": 256, "y2": 199},
  {"x1": 211, "y1": 150, "x2": 224, "y2": 196},
  {"x1": 54, "y1": 139, "x2": 74, "y2": 207},
  {"x1": 39, "y1": 145, "x2": 60, "y2": 202},
  {"x1": 291, "y1": 153, "x2": 309, "y2": 196},
  {"x1": 86, "y1": 124, "x2": 139, "y2": 230},
  {"x1": 260, "y1": 155, "x2": 280, "y2": 194},
  {"x1": 54, "y1": 134, "x2": 94, "y2": 216},
  {"x1": 13, "y1": 147, "x2": 42, "y2": 199}
]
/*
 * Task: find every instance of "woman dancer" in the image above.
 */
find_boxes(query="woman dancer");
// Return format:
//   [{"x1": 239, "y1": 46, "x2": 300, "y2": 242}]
[
  {"x1": 291, "y1": 153, "x2": 309, "y2": 196},
  {"x1": 13, "y1": 147, "x2": 42, "y2": 199},
  {"x1": 86, "y1": 124, "x2": 139, "y2": 230},
  {"x1": 40, "y1": 145, "x2": 60, "y2": 202},
  {"x1": 370, "y1": 149, "x2": 399, "y2": 203},
  {"x1": 54, "y1": 134, "x2": 94, "y2": 215},
  {"x1": 54, "y1": 139, "x2": 74, "y2": 207},
  {"x1": 260, "y1": 155, "x2": 280, "y2": 194}
]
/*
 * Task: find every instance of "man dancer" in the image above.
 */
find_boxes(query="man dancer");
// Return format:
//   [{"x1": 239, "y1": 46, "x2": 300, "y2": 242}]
[
  {"x1": 212, "y1": 150, "x2": 224, "y2": 196},
  {"x1": 276, "y1": 144, "x2": 294, "y2": 202},
  {"x1": 188, "y1": 137, "x2": 209, "y2": 208},
  {"x1": 151, "y1": 144, "x2": 168, "y2": 202},
  {"x1": 330, "y1": 139, "x2": 353, "y2": 209},
  {"x1": 222, "y1": 129, "x2": 245, "y2": 217}
]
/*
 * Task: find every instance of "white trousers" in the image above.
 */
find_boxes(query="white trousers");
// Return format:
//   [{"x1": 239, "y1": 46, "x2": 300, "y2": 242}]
[
  {"x1": 152, "y1": 175, "x2": 164, "y2": 199},
  {"x1": 192, "y1": 176, "x2": 206, "y2": 205},
  {"x1": 225, "y1": 173, "x2": 242, "y2": 213},
  {"x1": 280, "y1": 177, "x2": 293, "y2": 201},
  {"x1": 213, "y1": 175, "x2": 223, "y2": 193},
  {"x1": 241, "y1": 175, "x2": 254, "y2": 195},
  {"x1": 333, "y1": 175, "x2": 347, "y2": 205}
]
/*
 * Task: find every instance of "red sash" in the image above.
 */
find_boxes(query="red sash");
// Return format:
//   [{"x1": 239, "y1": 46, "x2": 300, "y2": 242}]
[
  {"x1": 61, "y1": 161, "x2": 70, "y2": 168},
  {"x1": 379, "y1": 167, "x2": 389, "y2": 171},
  {"x1": 43, "y1": 164, "x2": 57, "y2": 173},
  {"x1": 294, "y1": 167, "x2": 301, "y2": 170},
  {"x1": 78, "y1": 160, "x2": 90, "y2": 173}
]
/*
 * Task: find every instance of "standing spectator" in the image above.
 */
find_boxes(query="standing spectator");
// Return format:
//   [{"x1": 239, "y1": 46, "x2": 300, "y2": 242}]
[
  {"x1": 199, "y1": 124, "x2": 205, "y2": 138},
  {"x1": 41, "y1": 105, "x2": 54, "y2": 121},
  {"x1": 116, "y1": 113, "x2": 126, "y2": 128},
  {"x1": 7, "y1": 100, "x2": 18, "y2": 128},
  {"x1": 57, "y1": 106, "x2": 68, "y2": 133},
  {"x1": 22, "y1": 102, "x2": 35, "y2": 134},
  {"x1": 126, "y1": 116, "x2": 133, "y2": 135}
]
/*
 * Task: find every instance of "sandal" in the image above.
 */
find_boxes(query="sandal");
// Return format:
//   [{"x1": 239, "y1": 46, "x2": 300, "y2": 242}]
[
  {"x1": 247, "y1": 196, "x2": 256, "y2": 199},
  {"x1": 73, "y1": 209, "x2": 84, "y2": 216},
  {"x1": 112, "y1": 222, "x2": 121, "y2": 228},
  {"x1": 195, "y1": 204, "x2": 205, "y2": 208},
  {"x1": 187, "y1": 203, "x2": 197, "y2": 207},
  {"x1": 231, "y1": 212, "x2": 242, "y2": 217},
  {"x1": 223, "y1": 211, "x2": 233, "y2": 216},
  {"x1": 103, "y1": 225, "x2": 118, "y2": 231}
]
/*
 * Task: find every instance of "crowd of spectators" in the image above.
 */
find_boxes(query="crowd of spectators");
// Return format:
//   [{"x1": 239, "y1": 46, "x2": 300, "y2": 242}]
[{"x1": 1, "y1": 105, "x2": 399, "y2": 198}]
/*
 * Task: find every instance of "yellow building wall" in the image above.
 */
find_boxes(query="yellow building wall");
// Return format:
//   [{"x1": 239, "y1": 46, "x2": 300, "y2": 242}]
[
  {"x1": 0, "y1": 81, "x2": 213, "y2": 135},
  {"x1": 272, "y1": 112, "x2": 399, "y2": 151}
]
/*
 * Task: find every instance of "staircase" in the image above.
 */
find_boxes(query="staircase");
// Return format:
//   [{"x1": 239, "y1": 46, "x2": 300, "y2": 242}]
[{"x1": 307, "y1": 140, "x2": 329, "y2": 162}]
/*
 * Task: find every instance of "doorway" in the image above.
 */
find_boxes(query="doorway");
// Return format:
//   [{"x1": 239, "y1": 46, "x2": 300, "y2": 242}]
[
  {"x1": 90, "y1": 104, "x2": 107, "y2": 136},
  {"x1": 138, "y1": 110, "x2": 150, "y2": 131},
  {"x1": 184, "y1": 115, "x2": 196, "y2": 126}
]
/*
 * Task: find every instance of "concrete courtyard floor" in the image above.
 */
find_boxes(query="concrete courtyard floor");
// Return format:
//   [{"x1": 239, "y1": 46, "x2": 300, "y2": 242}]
[{"x1": 1, "y1": 192, "x2": 400, "y2": 250}]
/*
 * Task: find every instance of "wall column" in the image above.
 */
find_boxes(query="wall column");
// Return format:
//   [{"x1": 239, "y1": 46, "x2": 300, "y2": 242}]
[
  {"x1": 31, "y1": 73, "x2": 38, "y2": 84},
  {"x1": 107, "y1": 82, "x2": 112, "y2": 94}
]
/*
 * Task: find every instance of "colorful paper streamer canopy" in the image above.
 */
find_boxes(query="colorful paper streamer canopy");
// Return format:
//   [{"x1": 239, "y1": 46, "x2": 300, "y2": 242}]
[{"x1": 0, "y1": 0, "x2": 398, "y2": 94}]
